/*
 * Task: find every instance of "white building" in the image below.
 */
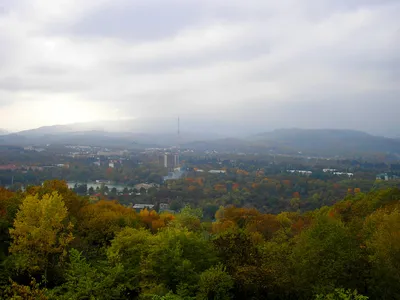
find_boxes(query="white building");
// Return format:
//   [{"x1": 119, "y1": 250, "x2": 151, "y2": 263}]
[
  {"x1": 333, "y1": 172, "x2": 354, "y2": 177},
  {"x1": 209, "y1": 170, "x2": 226, "y2": 174},
  {"x1": 287, "y1": 170, "x2": 312, "y2": 176},
  {"x1": 132, "y1": 204, "x2": 155, "y2": 211}
]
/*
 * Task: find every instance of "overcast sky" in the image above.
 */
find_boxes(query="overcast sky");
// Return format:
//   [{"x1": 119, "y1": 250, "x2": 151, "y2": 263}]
[{"x1": 0, "y1": 0, "x2": 399, "y2": 135}]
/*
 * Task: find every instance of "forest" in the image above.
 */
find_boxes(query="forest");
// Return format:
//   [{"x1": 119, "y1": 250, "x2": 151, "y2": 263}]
[{"x1": 0, "y1": 180, "x2": 399, "y2": 299}]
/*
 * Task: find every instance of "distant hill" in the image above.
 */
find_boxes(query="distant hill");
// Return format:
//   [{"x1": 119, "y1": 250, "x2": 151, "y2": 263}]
[
  {"x1": 0, "y1": 129, "x2": 9, "y2": 135},
  {"x1": 1, "y1": 125, "x2": 400, "y2": 157},
  {"x1": 0, "y1": 119, "x2": 223, "y2": 147},
  {"x1": 183, "y1": 128, "x2": 400, "y2": 156},
  {"x1": 16, "y1": 118, "x2": 227, "y2": 137},
  {"x1": 251, "y1": 128, "x2": 400, "y2": 155}
]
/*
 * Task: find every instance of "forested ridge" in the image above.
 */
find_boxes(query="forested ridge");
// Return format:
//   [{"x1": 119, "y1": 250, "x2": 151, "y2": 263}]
[{"x1": 1, "y1": 180, "x2": 399, "y2": 299}]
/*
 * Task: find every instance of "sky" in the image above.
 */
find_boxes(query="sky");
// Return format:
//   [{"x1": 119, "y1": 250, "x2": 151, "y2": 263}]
[{"x1": 0, "y1": 0, "x2": 399, "y2": 135}]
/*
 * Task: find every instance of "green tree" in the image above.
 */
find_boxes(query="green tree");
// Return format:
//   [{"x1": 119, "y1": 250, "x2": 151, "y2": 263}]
[
  {"x1": 315, "y1": 288, "x2": 368, "y2": 300},
  {"x1": 197, "y1": 264, "x2": 233, "y2": 300},
  {"x1": 212, "y1": 229, "x2": 265, "y2": 298},
  {"x1": 141, "y1": 227, "x2": 218, "y2": 296},
  {"x1": 171, "y1": 205, "x2": 203, "y2": 232},
  {"x1": 365, "y1": 208, "x2": 400, "y2": 299},
  {"x1": 88, "y1": 186, "x2": 95, "y2": 195},
  {"x1": 291, "y1": 215, "x2": 367, "y2": 297},
  {"x1": 107, "y1": 227, "x2": 152, "y2": 295},
  {"x1": 51, "y1": 249, "x2": 123, "y2": 300},
  {"x1": 111, "y1": 187, "x2": 118, "y2": 197}
]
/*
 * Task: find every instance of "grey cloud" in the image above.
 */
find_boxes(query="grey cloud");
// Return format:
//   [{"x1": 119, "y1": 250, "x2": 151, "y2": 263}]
[
  {"x1": 48, "y1": 0, "x2": 207, "y2": 41},
  {"x1": 0, "y1": 0, "x2": 17, "y2": 14},
  {"x1": 27, "y1": 64, "x2": 72, "y2": 76},
  {"x1": 108, "y1": 42, "x2": 270, "y2": 75},
  {"x1": 0, "y1": 76, "x2": 90, "y2": 93}
]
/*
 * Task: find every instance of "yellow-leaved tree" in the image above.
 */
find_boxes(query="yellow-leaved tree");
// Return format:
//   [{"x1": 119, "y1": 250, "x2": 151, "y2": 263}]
[{"x1": 9, "y1": 192, "x2": 74, "y2": 274}]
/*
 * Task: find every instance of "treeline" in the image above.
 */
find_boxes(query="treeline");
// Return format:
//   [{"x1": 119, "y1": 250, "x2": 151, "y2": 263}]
[
  {"x1": 0, "y1": 180, "x2": 400, "y2": 299},
  {"x1": 155, "y1": 173, "x2": 399, "y2": 215}
]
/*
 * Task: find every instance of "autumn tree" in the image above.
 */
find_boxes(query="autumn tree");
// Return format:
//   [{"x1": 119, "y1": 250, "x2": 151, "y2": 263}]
[
  {"x1": 26, "y1": 180, "x2": 88, "y2": 222},
  {"x1": 139, "y1": 208, "x2": 161, "y2": 232},
  {"x1": 3, "y1": 279, "x2": 48, "y2": 300},
  {"x1": 77, "y1": 200, "x2": 139, "y2": 250},
  {"x1": 9, "y1": 192, "x2": 74, "y2": 276}
]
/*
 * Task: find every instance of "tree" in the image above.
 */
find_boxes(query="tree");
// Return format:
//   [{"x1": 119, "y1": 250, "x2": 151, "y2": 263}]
[
  {"x1": 141, "y1": 227, "x2": 218, "y2": 296},
  {"x1": 170, "y1": 200, "x2": 182, "y2": 212},
  {"x1": 171, "y1": 205, "x2": 203, "y2": 232},
  {"x1": 290, "y1": 197, "x2": 301, "y2": 211},
  {"x1": 26, "y1": 180, "x2": 88, "y2": 221},
  {"x1": 77, "y1": 200, "x2": 139, "y2": 248},
  {"x1": 9, "y1": 192, "x2": 74, "y2": 275},
  {"x1": 365, "y1": 208, "x2": 400, "y2": 299},
  {"x1": 51, "y1": 249, "x2": 123, "y2": 300},
  {"x1": 74, "y1": 184, "x2": 87, "y2": 195},
  {"x1": 107, "y1": 227, "x2": 152, "y2": 295},
  {"x1": 315, "y1": 288, "x2": 368, "y2": 300},
  {"x1": 88, "y1": 186, "x2": 95, "y2": 195},
  {"x1": 212, "y1": 229, "x2": 265, "y2": 298},
  {"x1": 197, "y1": 264, "x2": 233, "y2": 300},
  {"x1": 291, "y1": 215, "x2": 367, "y2": 298},
  {"x1": 3, "y1": 279, "x2": 48, "y2": 300},
  {"x1": 0, "y1": 188, "x2": 21, "y2": 255},
  {"x1": 0, "y1": 188, "x2": 22, "y2": 292}
]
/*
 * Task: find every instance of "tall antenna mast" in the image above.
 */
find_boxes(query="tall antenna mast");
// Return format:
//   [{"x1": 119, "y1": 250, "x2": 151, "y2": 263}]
[{"x1": 178, "y1": 116, "x2": 180, "y2": 136}]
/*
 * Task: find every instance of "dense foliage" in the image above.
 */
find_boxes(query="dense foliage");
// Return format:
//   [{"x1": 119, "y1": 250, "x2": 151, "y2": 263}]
[{"x1": 1, "y1": 180, "x2": 400, "y2": 299}]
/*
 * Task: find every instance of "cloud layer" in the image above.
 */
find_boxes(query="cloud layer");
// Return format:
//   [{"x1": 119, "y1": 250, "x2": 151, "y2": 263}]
[{"x1": 0, "y1": 0, "x2": 399, "y2": 134}]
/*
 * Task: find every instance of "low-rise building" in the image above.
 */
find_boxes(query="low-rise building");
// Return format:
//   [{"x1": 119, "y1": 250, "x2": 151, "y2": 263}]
[
  {"x1": 376, "y1": 173, "x2": 400, "y2": 181},
  {"x1": 287, "y1": 170, "x2": 312, "y2": 176},
  {"x1": 208, "y1": 170, "x2": 226, "y2": 174},
  {"x1": 132, "y1": 204, "x2": 155, "y2": 212},
  {"x1": 0, "y1": 164, "x2": 18, "y2": 170},
  {"x1": 333, "y1": 172, "x2": 354, "y2": 177}
]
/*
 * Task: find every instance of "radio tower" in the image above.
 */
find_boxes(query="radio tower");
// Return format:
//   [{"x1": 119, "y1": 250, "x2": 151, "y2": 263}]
[{"x1": 177, "y1": 116, "x2": 181, "y2": 166}]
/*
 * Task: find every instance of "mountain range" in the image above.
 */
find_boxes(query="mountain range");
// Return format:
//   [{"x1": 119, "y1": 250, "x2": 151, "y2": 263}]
[{"x1": 1, "y1": 120, "x2": 400, "y2": 157}]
